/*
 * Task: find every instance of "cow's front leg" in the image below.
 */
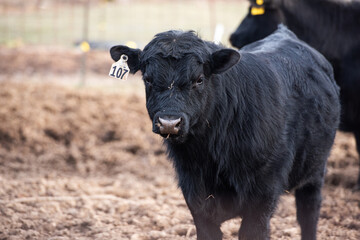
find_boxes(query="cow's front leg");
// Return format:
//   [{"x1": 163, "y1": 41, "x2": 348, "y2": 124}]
[
  {"x1": 185, "y1": 198, "x2": 223, "y2": 240},
  {"x1": 238, "y1": 198, "x2": 277, "y2": 240},
  {"x1": 191, "y1": 211, "x2": 223, "y2": 240}
]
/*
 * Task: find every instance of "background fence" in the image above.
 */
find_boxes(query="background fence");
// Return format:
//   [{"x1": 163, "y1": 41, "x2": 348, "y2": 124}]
[{"x1": 0, "y1": 0, "x2": 248, "y2": 50}]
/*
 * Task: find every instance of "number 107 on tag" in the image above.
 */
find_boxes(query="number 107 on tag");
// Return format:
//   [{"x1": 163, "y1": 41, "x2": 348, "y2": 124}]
[
  {"x1": 109, "y1": 54, "x2": 130, "y2": 80},
  {"x1": 109, "y1": 65, "x2": 129, "y2": 80}
]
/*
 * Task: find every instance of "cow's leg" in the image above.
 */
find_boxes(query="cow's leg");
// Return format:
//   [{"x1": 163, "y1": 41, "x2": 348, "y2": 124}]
[
  {"x1": 186, "y1": 208, "x2": 222, "y2": 240},
  {"x1": 238, "y1": 198, "x2": 277, "y2": 240},
  {"x1": 355, "y1": 130, "x2": 360, "y2": 190},
  {"x1": 295, "y1": 182, "x2": 322, "y2": 240},
  {"x1": 354, "y1": 130, "x2": 360, "y2": 191},
  {"x1": 184, "y1": 198, "x2": 222, "y2": 240}
]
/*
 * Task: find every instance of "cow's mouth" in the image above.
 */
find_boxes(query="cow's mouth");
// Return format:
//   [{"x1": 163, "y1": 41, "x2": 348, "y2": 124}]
[
  {"x1": 160, "y1": 133, "x2": 187, "y2": 144},
  {"x1": 160, "y1": 133, "x2": 176, "y2": 139}
]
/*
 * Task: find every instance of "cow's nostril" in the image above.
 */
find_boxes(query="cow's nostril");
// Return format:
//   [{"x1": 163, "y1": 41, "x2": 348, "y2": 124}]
[
  {"x1": 158, "y1": 117, "x2": 182, "y2": 135},
  {"x1": 175, "y1": 119, "x2": 181, "y2": 128}
]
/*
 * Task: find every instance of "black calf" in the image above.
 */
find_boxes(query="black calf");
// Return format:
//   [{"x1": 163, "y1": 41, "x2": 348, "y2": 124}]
[{"x1": 110, "y1": 26, "x2": 340, "y2": 239}]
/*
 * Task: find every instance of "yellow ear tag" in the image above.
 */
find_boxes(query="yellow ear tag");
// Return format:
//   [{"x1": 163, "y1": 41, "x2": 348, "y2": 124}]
[
  {"x1": 251, "y1": 6, "x2": 265, "y2": 16},
  {"x1": 109, "y1": 54, "x2": 130, "y2": 80},
  {"x1": 256, "y1": 0, "x2": 264, "y2": 5},
  {"x1": 80, "y1": 41, "x2": 90, "y2": 52}
]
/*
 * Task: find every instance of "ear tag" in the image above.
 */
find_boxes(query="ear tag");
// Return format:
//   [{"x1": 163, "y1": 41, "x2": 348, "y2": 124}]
[
  {"x1": 251, "y1": 6, "x2": 265, "y2": 15},
  {"x1": 256, "y1": 0, "x2": 264, "y2": 5},
  {"x1": 109, "y1": 54, "x2": 130, "y2": 80}
]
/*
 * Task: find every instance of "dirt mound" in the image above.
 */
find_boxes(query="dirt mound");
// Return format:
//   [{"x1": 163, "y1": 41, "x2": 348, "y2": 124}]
[
  {"x1": 0, "y1": 47, "x2": 112, "y2": 76},
  {"x1": 0, "y1": 81, "x2": 359, "y2": 239}
]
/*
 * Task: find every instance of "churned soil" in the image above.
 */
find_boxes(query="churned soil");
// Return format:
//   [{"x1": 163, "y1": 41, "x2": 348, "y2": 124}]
[{"x1": 0, "y1": 48, "x2": 359, "y2": 239}]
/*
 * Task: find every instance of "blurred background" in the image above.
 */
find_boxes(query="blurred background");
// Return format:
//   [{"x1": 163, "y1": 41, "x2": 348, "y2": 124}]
[
  {"x1": 0, "y1": 0, "x2": 247, "y2": 47},
  {"x1": 0, "y1": 0, "x2": 247, "y2": 87},
  {"x1": 0, "y1": 0, "x2": 359, "y2": 239}
]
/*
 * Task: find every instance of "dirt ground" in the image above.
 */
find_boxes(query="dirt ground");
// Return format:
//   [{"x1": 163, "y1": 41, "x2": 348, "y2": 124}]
[{"x1": 0, "y1": 48, "x2": 359, "y2": 239}]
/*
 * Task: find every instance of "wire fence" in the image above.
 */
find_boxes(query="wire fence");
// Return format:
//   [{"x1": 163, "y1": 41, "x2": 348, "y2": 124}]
[{"x1": 0, "y1": 0, "x2": 248, "y2": 49}]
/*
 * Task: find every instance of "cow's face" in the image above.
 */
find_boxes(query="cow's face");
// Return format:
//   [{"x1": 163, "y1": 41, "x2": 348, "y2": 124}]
[
  {"x1": 110, "y1": 31, "x2": 240, "y2": 143},
  {"x1": 230, "y1": 1, "x2": 283, "y2": 49}
]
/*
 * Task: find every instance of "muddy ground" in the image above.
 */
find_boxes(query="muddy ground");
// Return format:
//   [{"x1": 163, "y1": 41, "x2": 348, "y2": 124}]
[{"x1": 0, "y1": 48, "x2": 359, "y2": 239}]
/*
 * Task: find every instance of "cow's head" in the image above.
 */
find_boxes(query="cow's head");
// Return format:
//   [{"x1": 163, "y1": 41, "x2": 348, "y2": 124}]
[
  {"x1": 230, "y1": 0, "x2": 283, "y2": 49},
  {"x1": 110, "y1": 31, "x2": 240, "y2": 143}
]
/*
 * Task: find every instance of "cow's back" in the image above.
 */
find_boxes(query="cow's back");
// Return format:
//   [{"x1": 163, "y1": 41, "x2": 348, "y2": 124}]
[{"x1": 241, "y1": 25, "x2": 338, "y2": 99}]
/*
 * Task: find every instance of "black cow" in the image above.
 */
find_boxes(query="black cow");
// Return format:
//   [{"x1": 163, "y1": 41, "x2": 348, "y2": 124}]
[
  {"x1": 110, "y1": 26, "x2": 340, "y2": 240},
  {"x1": 230, "y1": 0, "x2": 360, "y2": 189}
]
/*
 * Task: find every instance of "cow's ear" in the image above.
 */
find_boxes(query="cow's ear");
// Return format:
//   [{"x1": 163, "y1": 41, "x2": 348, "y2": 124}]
[
  {"x1": 110, "y1": 45, "x2": 142, "y2": 74},
  {"x1": 210, "y1": 49, "x2": 240, "y2": 74}
]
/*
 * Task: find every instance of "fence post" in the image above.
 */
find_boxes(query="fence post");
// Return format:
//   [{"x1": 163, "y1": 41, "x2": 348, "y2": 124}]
[
  {"x1": 208, "y1": 0, "x2": 216, "y2": 40},
  {"x1": 3, "y1": 1, "x2": 9, "y2": 44},
  {"x1": 80, "y1": 0, "x2": 90, "y2": 87}
]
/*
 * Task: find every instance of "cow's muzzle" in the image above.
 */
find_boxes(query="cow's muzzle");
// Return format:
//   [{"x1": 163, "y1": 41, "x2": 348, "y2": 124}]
[
  {"x1": 158, "y1": 117, "x2": 181, "y2": 135},
  {"x1": 153, "y1": 113, "x2": 189, "y2": 141}
]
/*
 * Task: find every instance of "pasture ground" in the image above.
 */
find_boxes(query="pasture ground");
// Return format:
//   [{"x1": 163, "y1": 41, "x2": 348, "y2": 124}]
[{"x1": 0, "y1": 48, "x2": 359, "y2": 239}]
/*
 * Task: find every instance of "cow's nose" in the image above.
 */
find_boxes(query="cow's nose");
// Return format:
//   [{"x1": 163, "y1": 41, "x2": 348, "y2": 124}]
[{"x1": 158, "y1": 117, "x2": 182, "y2": 135}]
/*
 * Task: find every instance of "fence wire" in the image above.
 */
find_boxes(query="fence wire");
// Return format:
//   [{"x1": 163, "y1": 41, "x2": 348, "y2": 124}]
[{"x1": 0, "y1": 0, "x2": 248, "y2": 49}]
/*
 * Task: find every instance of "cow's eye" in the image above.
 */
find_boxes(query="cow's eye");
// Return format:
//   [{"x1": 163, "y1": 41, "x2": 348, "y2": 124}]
[{"x1": 195, "y1": 75, "x2": 204, "y2": 86}]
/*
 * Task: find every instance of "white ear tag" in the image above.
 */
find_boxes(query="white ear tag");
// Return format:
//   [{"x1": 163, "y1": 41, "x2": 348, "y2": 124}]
[{"x1": 109, "y1": 54, "x2": 130, "y2": 80}]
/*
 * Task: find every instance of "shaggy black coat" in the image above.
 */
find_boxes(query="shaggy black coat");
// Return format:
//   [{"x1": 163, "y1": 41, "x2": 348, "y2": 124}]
[
  {"x1": 110, "y1": 26, "x2": 340, "y2": 240},
  {"x1": 230, "y1": 0, "x2": 360, "y2": 188}
]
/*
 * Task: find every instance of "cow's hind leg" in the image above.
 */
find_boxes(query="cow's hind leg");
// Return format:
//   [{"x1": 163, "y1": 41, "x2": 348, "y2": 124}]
[
  {"x1": 295, "y1": 182, "x2": 322, "y2": 240},
  {"x1": 355, "y1": 130, "x2": 360, "y2": 190}
]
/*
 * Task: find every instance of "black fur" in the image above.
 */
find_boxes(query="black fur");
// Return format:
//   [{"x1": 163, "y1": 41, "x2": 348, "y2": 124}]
[
  {"x1": 110, "y1": 26, "x2": 340, "y2": 240},
  {"x1": 230, "y1": 0, "x2": 360, "y2": 188}
]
